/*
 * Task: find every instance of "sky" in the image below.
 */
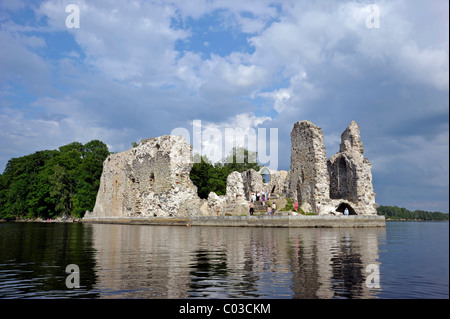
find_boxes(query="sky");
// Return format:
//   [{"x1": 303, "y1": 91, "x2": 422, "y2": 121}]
[{"x1": 0, "y1": 0, "x2": 448, "y2": 213}]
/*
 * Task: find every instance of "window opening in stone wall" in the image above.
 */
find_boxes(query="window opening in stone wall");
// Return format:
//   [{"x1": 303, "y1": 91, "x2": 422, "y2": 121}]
[{"x1": 261, "y1": 167, "x2": 270, "y2": 183}]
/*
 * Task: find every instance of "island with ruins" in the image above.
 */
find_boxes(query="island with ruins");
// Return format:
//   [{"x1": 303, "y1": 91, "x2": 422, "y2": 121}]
[{"x1": 83, "y1": 120, "x2": 385, "y2": 227}]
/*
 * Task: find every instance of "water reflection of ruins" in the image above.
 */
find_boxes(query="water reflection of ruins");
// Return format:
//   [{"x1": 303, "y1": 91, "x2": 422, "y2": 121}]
[{"x1": 91, "y1": 224, "x2": 385, "y2": 298}]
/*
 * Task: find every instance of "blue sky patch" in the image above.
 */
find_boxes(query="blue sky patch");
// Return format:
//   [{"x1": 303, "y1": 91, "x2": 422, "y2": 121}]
[{"x1": 173, "y1": 10, "x2": 255, "y2": 58}]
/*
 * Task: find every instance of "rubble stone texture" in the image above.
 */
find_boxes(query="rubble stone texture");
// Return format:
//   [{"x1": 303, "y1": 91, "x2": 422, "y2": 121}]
[
  {"x1": 207, "y1": 192, "x2": 226, "y2": 216},
  {"x1": 241, "y1": 169, "x2": 264, "y2": 200},
  {"x1": 266, "y1": 169, "x2": 288, "y2": 196},
  {"x1": 327, "y1": 121, "x2": 377, "y2": 215},
  {"x1": 288, "y1": 121, "x2": 331, "y2": 213},
  {"x1": 287, "y1": 120, "x2": 377, "y2": 215},
  {"x1": 240, "y1": 168, "x2": 288, "y2": 200},
  {"x1": 90, "y1": 135, "x2": 205, "y2": 218},
  {"x1": 225, "y1": 171, "x2": 250, "y2": 215},
  {"x1": 89, "y1": 120, "x2": 376, "y2": 219}
]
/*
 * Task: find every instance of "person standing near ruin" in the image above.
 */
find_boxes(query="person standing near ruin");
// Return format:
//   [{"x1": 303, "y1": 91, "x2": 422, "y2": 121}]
[
  {"x1": 344, "y1": 207, "x2": 349, "y2": 216},
  {"x1": 316, "y1": 202, "x2": 321, "y2": 214},
  {"x1": 249, "y1": 201, "x2": 255, "y2": 215},
  {"x1": 261, "y1": 193, "x2": 265, "y2": 206}
]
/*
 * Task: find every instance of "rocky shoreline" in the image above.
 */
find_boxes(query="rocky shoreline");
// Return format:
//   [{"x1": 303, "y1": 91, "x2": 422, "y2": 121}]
[{"x1": 0, "y1": 217, "x2": 82, "y2": 223}]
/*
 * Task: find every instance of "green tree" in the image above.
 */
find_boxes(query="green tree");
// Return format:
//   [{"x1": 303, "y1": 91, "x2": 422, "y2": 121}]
[
  {"x1": 190, "y1": 154, "x2": 214, "y2": 199},
  {"x1": 190, "y1": 147, "x2": 260, "y2": 199},
  {"x1": 377, "y1": 205, "x2": 448, "y2": 221},
  {"x1": 48, "y1": 164, "x2": 72, "y2": 217},
  {"x1": 0, "y1": 140, "x2": 110, "y2": 220},
  {"x1": 72, "y1": 140, "x2": 109, "y2": 217},
  {"x1": 59, "y1": 141, "x2": 84, "y2": 155},
  {"x1": 223, "y1": 146, "x2": 260, "y2": 174},
  {"x1": 0, "y1": 150, "x2": 58, "y2": 219}
]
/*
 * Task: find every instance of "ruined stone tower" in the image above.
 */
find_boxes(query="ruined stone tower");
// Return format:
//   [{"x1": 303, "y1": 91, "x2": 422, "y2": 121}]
[
  {"x1": 287, "y1": 120, "x2": 377, "y2": 215},
  {"x1": 288, "y1": 120, "x2": 330, "y2": 213},
  {"x1": 327, "y1": 121, "x2": 377, "y2": 215}
]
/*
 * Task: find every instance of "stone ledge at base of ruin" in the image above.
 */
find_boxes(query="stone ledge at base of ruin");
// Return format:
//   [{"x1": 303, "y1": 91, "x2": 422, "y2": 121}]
[{"x1": 82, "y1": 214, "x2": 386, "y2": 228}]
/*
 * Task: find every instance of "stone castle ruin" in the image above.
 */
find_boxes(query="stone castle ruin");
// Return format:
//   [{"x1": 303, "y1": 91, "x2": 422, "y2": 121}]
[
  {"x1": 89, "y1": 135, "x2": 207, "y2": 218},
  {"x1": 286, "y1": 120, "x2": 377, "y2": 215},
  {"x1": 87, "y1": 120, "x2": 377, "y2": 219}
]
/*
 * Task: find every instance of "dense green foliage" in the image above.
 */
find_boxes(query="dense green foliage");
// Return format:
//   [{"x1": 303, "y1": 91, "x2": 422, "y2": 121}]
[
  {"x1": 190, "y1": 147, "x2": 260, "y2": 199},
  {"x1": 0, "y1": 140, "x2": 110, "y2": 220},
  {"x1": 377, "y1": 205, "x2": 449, "y2": 221}
]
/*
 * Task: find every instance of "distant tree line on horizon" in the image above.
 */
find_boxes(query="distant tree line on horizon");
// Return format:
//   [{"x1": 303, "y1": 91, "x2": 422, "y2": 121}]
[
  {"x1": 0, "y1": 141, "x2": 448, "y2": 221},
  {"x1": 377, "y1": 205, "x2": 448, "y2": 221}
]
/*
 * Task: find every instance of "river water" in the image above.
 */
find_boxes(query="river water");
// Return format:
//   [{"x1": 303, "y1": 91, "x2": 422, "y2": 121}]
[{"x1": 0, "y1": 221, "x2": 448, "y2": 299}]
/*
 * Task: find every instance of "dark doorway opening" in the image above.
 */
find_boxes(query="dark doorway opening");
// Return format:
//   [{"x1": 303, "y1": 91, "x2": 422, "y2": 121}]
[
  {"x1": 336, "y1": 202, "x2": 357, "y2": 215},
  {"x1": 296, "y1": 181, "x2": 302, "y2": 205}
]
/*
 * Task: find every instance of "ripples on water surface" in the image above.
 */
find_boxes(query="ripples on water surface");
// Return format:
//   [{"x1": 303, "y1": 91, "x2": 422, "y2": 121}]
[{"x1": 0, "y1": 221, "x2": 448, "y2": 299}]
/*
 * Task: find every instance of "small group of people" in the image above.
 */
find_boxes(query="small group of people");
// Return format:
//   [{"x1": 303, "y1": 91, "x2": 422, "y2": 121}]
[
  {"x1": 250, "y1": 190, "x2": 270, "y2": 206},
  {"x1": 249, "y1": 190, "x2": 276, "y2": 215},
  {"x1": 267, "y1": 202, "x2": 276, "y2": 215},
  {"x1": 249, "y1": 201, "x2": 276, "y2": 215}
]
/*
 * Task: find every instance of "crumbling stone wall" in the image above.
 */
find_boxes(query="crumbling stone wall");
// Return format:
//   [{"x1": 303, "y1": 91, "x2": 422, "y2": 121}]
[
  {"x1": 266, "y1": 169, "x2": 288, "y2": 195},
  {"x1": 287, "y1": 120, "x2": 377, "y2": 215},
  {"x1": 241, "y1": 168, "x2": 288, "y2": 199},
  {"x1": 206, "y1": 171, "x2": 249, "y2": 216},
  {"x1": 328, "y1": 121, "x2": 377, "y2": 215},
  {"x1": 207, "y1": 192, "x2": 226, "y2": 216},
  {"x1": 288, "y1": 121, "x2": 331, "y2": 213},
  {"x1": 241, "y1": 168, "x2": 264, "y2": 200},
  {"x1": 225, "y1": 171, "x2": 250, "y2": 215},
  {"x1": 90, "y1": 135, "x2": 205, "y2": 218},
  {"x1": 88, "y1": 120, "x2": 376, "y2": 219}
]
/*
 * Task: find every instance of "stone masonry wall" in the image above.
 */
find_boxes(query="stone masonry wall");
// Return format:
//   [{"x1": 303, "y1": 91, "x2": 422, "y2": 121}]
[
  {"x1": 287, "y1": 120, "x2": 377, "y2": 215},
  {"x1": 89, "y1": 135, "x2": 205, "y2": 218},
  {"x1": 288, "y1": 120, "x2": 330, "y2": 213},
  {"x1": 328, "y1": 121, "x2": 377, "y2": 215},
  {"x1": 88, "y1": 120, "x2": 377, "y2": 219},
  {"x1": 241, "y1": 168, "x2": 264, "y2": 200}
]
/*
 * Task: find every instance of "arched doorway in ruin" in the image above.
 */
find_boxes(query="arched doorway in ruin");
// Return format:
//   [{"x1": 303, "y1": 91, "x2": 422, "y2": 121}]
[
  {"x1": 260, "y1": 167, "x2": 270, "y2": 183},
  {"x1": 336, "y1": 202, "x2": 357, "y2": 215}
]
